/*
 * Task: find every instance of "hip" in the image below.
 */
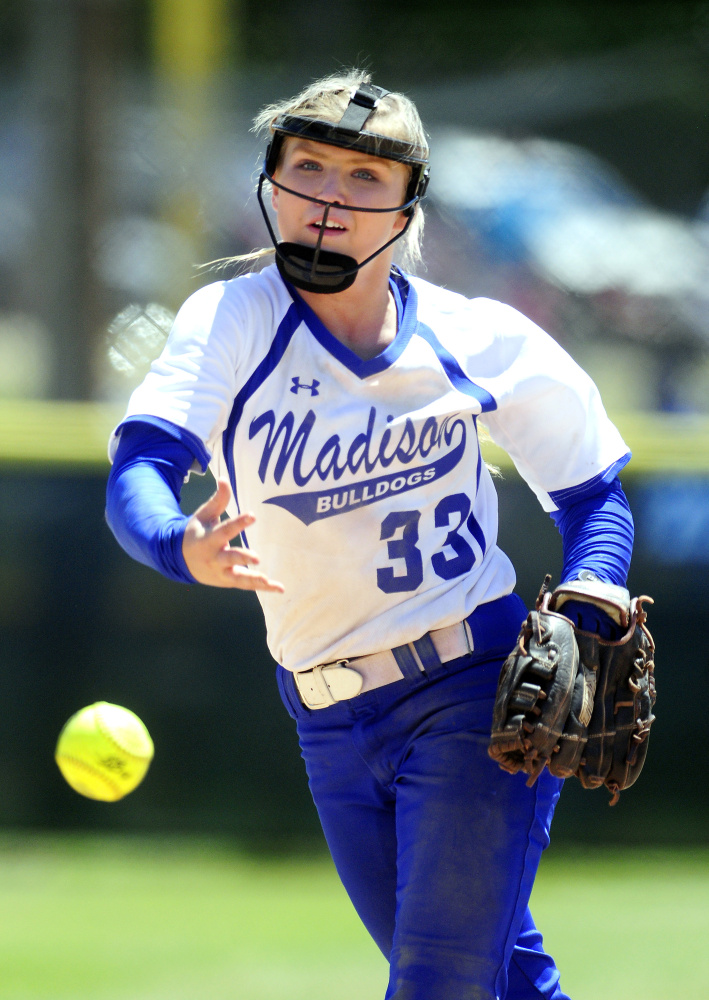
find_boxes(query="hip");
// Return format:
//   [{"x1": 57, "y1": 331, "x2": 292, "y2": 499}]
[{"x1": 277, "y1": 591, "x2": 526, "y2": 726}]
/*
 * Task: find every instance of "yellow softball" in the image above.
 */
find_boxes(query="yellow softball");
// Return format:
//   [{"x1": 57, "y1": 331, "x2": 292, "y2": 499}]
[{"x1": 55, "y1": 702, "x2": 154, "y2": 801}]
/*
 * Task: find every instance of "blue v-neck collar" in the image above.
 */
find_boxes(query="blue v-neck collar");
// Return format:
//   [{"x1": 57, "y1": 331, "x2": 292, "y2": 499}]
[{"x1": 284, "y1": 268, "x2": 418, "y2": 379}]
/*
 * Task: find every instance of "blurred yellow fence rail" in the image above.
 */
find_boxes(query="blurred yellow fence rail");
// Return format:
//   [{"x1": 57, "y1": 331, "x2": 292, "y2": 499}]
[
  {"x1": 0, "y1": 400, "x2": 122, "y2": 470},
  {"x1": 0, "y1": 400, "x2": 709, "y2": 474}
]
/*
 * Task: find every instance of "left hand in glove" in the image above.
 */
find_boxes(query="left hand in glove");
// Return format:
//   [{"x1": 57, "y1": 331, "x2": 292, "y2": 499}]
[{"x1": 488, "y1": 572, "x2": 656, "y2": 805}]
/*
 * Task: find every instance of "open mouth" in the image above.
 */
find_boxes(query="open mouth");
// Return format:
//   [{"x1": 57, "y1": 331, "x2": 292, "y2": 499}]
[{"x1": 310, "y1": 220, "x2": 347, "y2": 232}]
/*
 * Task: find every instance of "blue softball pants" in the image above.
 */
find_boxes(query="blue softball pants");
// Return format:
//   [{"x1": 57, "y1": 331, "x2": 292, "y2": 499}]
[{"x1": 277, "y1": 594, "x2": 571, "y2": 1000}]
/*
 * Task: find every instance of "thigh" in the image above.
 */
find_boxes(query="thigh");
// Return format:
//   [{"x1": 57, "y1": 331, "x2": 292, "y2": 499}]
[
  {"x1": 385, "y1": 674, "x2": 563, "y2": 1000},
  {"x1": 295, "y1": 705, "x2": 399, "y2": 959}
]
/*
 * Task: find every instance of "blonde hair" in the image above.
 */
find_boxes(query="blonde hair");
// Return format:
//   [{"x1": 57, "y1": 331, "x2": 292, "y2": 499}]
[{"x1": 211, "y1": 70, "x2": 428, "y2": 275}]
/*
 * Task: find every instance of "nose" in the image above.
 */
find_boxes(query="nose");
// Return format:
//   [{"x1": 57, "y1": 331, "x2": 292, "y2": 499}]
[{"x1": 314, "y1": 166, "x2": 347, "y2": 205}]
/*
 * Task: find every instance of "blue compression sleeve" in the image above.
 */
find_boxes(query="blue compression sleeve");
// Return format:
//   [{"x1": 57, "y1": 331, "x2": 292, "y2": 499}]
[
  {"x1": 550, "y1": 477, "x2": 634, "y2": 587},
  {"x1": 106, "y1": 420, "x2": 206, "y2": 584},
  {"x1": 550, "y1": 478, "x2": 634, "y2": 638}
]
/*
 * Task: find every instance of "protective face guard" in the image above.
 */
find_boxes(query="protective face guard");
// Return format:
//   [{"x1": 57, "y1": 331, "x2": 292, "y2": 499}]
[{"x1": 257, "y1": 83, "x2": 430, "y2": 294}]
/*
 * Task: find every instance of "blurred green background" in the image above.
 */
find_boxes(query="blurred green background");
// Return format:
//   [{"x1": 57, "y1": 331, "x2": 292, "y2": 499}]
[{"x1": 0, "y1": 1, "x2": 708, "y2": 997}]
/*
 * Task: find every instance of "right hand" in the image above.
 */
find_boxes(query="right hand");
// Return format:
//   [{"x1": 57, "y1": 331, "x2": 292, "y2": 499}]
[{"x1": 182, "y1": 479, "x2": 284, "y2": 593}]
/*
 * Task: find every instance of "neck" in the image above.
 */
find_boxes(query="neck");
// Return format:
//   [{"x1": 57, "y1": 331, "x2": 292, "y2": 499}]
[{"x1": 297, "y1": 255, "x2": 398, "y2": 361}]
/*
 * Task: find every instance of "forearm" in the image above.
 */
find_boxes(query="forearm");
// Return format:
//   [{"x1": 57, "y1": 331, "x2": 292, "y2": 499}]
[
  {"x1": 106, "y1": 461, "x2": 195, "y2": 583},
  {"x1": 105, "y1": 421, "x2": 201, "y2": 584},
  {"x1": 550, "y1": 477, "x2": 634, "y2": 586}
]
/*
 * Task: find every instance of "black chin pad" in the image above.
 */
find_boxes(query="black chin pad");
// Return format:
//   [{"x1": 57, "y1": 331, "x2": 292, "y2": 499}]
[{"x1": 275, "y1": 242, "x2": 358, "y2": 294}]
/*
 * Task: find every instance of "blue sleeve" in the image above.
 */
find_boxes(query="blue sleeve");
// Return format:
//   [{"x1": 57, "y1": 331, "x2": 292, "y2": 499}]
[
  {"x1": 105, "y1": 419, "x2": 209, "y2": 584},
  {"x1": 550, "y1": 476, "x2": 633, "y2": 587},
  {"x1": 550, "y1": 477, "x2": 634, "y2": 637}
]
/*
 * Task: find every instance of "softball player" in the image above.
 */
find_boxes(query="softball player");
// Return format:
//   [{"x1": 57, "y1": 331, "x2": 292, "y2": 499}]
[{"x1": 106, "y1": 71, "x2": 634, "y2": 1000}]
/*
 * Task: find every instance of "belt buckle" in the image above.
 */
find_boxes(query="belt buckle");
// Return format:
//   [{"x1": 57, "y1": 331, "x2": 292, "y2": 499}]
[
  {"x1": 322, "y1": 661, "x2": 363, "y2": 701},
  {"x1": 295, "y1": 660, "x2": 364, "y2": 709}
]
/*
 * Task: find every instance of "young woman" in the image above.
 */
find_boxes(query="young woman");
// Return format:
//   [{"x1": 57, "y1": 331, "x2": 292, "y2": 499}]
[{"x1": 106, "y1": 70, "x2": 634, "y2": 1000}]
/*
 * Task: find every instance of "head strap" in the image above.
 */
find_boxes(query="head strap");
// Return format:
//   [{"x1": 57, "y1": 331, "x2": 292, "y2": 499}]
[
  {"x1": 266, "y1": 116, "x2": 428, "y2": 170},
  {"x1": 266, "y1": 81, "x2": 428, "y2": 172},
  {"x1": 336, "y1": 83, "x2": 390, "y2": 134}
]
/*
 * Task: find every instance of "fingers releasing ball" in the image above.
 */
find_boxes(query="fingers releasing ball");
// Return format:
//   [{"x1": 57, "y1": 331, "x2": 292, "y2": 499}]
[{"x1": 55, "y1": 702, "x2": 154, "y2": 801}]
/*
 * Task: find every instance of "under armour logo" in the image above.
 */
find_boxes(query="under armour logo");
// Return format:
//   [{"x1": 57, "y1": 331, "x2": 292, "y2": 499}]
[{"x1": 290, "y1": 377, "x2": 320, "y2": 397}]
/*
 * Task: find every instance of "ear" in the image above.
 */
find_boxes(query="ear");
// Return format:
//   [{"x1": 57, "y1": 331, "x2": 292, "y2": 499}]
[
  {"x1": 391, "y1": 209, "x2": 408, "y2": 236},
  {"x1": 271, "y1": 182, "x2": 279, "y2": 212},
  {"x1": 390, "y1": 166, "x2": 412, "y2": 235}
]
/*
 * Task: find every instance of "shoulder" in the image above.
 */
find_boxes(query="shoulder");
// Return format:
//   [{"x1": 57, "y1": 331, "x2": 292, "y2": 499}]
[
  {"x1": 174, "y1": 264, "x2": 292, "y2": 335},
  {"x1": 406, "y1": 275, "x2": 555, "y2": 365},
  {"x1": 406, "y1": 273, "x2": 471, "y2": 316},
  {"x1": 407, "y1": 274, "x2": 532, "y2": 332}
]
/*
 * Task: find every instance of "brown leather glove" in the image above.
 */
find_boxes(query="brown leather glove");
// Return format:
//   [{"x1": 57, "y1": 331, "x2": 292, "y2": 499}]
[{"x1": 489, "y1": 575, "x2": 656, "y2": 805}]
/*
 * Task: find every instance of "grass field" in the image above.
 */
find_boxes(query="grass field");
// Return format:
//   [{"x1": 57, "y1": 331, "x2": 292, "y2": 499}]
[{"x1": 0, "y1": 834, "x2": 707, "y2": 1000}]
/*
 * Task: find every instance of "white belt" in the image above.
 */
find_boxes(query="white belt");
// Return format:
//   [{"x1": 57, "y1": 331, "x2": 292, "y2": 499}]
[{"x1": 293, "y1": 619, "x2": 474, "y2": 710}]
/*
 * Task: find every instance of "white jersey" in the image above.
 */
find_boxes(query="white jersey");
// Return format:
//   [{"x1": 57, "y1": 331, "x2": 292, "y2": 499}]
[{"x1": 111, "y1": 264, "x2": 629, "y2": 672}]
